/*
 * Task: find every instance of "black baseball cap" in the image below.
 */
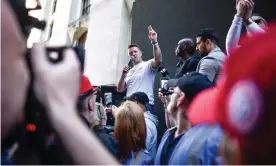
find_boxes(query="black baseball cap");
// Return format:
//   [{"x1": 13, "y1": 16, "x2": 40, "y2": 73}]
[
  {"x1": 171, "y1": 72, "x2": 214, "y2": 101},
  {"x1": 125, "y1": 92, "x2": 149, "y2": 106}
]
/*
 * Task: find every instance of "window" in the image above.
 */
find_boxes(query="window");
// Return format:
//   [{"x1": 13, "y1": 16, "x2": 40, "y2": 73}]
[
  {"x1": 48, "y1": 20, "x2": 54, "y2": 38},
  {"x1": 82, "y1": 0, "x2": 91, "y2": 15},
  {"x1": 52, "y1": 0, "x2": 57, "y2": 14}
]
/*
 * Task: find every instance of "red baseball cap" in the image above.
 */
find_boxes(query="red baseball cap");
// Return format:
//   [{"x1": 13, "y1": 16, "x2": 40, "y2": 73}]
[
  {"x1": 188, "y1": 24, "x2": 276, "y2": 163},
  {"x1": 79, "y1": 75, "x2": 98, "y2": 97}
]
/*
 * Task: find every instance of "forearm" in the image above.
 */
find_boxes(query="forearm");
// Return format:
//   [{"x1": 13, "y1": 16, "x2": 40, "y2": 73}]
[
  {"x1": 244, "y1": 19, "x2": 266, "y2": 35},
  {"x1": 152, "y1": 43, "x2": 162, "y2": 68},
  {"x1": 117, "y1": 75, "x2": 126, "y2": 92},
  {"x1": 226, "y1": 15, "x2": 243, "y2": 55},
  {"x1": 47, "y1": 103, "x2": 119, "y2": 165},
  {"x1": 164, "y1": 105, "x2": 176, "y2": 128}
]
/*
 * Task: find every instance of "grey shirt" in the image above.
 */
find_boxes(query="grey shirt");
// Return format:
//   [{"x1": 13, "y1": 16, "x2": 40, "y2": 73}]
[{"x1": 196, "y1": 47, "x2": 226, "y2": 83}]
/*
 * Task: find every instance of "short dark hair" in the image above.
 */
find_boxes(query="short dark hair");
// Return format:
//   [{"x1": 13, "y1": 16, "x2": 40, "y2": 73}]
[
  {"x1": 197, "y1": 28, "x2": 219, "y2": 45},
  {"x1": 128, "y1": 44, "x2": 141, "y2": 50}
]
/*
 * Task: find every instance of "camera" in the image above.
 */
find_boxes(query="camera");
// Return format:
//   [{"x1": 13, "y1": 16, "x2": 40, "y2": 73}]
[
  {"x1": 160, "y1": 82, "x2": 173, "y2": 96},
  {"x1": 23, "y1": 46, "x2": 85, "y2": 159}
]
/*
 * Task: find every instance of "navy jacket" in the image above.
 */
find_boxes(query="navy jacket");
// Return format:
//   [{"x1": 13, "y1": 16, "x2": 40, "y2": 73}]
[{"x1": 155, "y1": 124, "x2": 223, "y2": 165}]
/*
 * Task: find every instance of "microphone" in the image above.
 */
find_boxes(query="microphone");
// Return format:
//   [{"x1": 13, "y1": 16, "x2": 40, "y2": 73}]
[
  {"x1": 158, "y1": 66, "x2": 170, "y2": 78},
  {"x1": 128, "y1": 56, "x2": 134, "y2": 69}
]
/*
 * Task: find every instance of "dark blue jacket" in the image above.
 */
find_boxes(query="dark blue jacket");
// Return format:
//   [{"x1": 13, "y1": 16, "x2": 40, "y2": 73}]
[{"x1": 155, "y1": 124, "x2": 223, "y2": 165}]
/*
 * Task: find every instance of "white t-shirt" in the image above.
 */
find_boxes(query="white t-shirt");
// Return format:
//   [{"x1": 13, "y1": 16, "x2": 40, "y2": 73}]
[{"x1": 125, "y1": 60, "x2": 157, "y2": 105}]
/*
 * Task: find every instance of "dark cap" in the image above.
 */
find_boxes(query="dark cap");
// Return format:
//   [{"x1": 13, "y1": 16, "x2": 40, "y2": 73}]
[
  {"x1": 176, "y1": 72, "x2": 214, "y2": 101},
  {"x1": 125, "y1": 92, "x2": 149, "y2": 106}
]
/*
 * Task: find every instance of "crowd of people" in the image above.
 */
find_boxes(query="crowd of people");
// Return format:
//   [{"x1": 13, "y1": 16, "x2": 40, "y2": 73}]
[{"x1": 2, "y1": 0, "x2": 276, "y2": 165}]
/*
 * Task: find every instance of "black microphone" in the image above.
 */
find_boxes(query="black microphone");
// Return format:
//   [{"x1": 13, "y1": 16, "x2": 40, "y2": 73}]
[
  {"x1": 128, "y1": 56, "x2": 134, "y2": 69},
  {"x1": 158, "y1": 66, "x2": 170, "y2": 78}
]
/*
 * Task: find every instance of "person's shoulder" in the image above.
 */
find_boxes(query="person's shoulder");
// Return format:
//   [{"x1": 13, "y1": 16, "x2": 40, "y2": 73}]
[{"x1": 191, "y1": 125, "x2": 224, "y2": 142}]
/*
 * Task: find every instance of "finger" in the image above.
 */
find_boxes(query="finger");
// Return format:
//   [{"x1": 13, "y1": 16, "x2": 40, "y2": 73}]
[
  {"x1": 148, "y1": 25, "x2": 152, "y2": 31},
  {"x1": 30, "y1": 43, "x2": 48, "y2": 70},
  {"x1": 245, "y1": 0, "x2": 253, "y2": 7},
  {"x1": 247, "y1": 0, "x2": 254, "y2": 6}
]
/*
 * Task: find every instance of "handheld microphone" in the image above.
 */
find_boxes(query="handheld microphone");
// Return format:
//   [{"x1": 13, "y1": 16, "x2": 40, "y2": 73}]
[
  {"x1": 158, "y1": 66, "x2": 170, "y2": 79},
  {"x1": 128, "y1": 56, "x2": 134, "y2": 69}
]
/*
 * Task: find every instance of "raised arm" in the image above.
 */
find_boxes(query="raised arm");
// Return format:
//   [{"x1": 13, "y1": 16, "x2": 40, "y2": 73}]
[
  {"x1": 225, "y1": 0, "x2": 246, "y2": 55},
  {"x1": 243, "y1": 0, "x2": 266, "y2": 35},
  {"x1": 148, "y1": 25, "x2": 162, "y2": 69}
]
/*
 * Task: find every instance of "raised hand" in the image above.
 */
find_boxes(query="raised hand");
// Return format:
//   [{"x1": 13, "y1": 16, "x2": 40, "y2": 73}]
[
  {"x1": 30, "y1": 44, "x2": 81, "y2": 111},
  {"x1": 244, "y1": 0, "x2": 254, "y2": 21},
  {"x1": 148, "y1": 25, "x2": 158, "y2": 42},
  {"x1": 236, "y1": 0, "x2": 247, "y2": 17}
]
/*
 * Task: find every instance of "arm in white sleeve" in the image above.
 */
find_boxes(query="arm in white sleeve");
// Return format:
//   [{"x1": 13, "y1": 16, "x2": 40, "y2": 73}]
[
  {"x1": 226, "y1": 15, "x2": 243, "y2": 56},
  {"x1": 246, "y1": 21, "x2": 266, "y2": 35}
]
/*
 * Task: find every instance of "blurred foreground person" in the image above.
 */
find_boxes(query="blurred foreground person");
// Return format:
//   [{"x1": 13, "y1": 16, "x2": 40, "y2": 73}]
[
  {"x1": 114, "y1": 101, "x2": 153, "y2": 165},
  {"x1": 155, "y1": 72, "x2": 223, "y2": 165},
  {"x1": 1, "y1": 0, "x2": 118, "y2": 164},
  {"x1": 188, "y1": 25, "x2": 276, "y2": 164},
  {"x1": 78, "y1": 75, "x2": 119, "y2": 159}
]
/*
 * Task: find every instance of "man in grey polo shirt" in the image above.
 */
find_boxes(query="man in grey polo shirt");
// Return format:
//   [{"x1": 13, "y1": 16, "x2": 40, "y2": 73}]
[
  {"x1": 196, "y1": 28, "x2": 226, "y2": 83},
  {"x1": 117, "y1": 25, "x2": 162, "y2": 115}
]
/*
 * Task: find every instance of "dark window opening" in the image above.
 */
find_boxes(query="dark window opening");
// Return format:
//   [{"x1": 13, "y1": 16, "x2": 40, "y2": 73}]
[
  {"x1": 52, "y1": 0, "x2": 57, "y2": 14},
  {"x1": 82, "y1": 0, "x2": 91, "y2": 15}
]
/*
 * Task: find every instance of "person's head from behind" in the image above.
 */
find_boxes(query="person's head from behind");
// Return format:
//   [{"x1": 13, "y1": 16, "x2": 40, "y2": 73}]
[
  {"x1": 78, "y1": 75, "x2": 103, "y2": 129},
  {"x1": 114, "y1": 101, "x2": 147, "y2": 161},
  {"x1": 1, "y1": 0, "x2": 30, "y2": 139},
  {"x1": 251, "y1": 13, "x2": 268, "y2": 30},
  {"x1": 175, "y1": 38, "x2": 196, "y2": 59},
  {"x1": 187, "y1": 26, "x2": 276, "y2": 164},
  {"x1": 125, "y1": 92, "x2": 149, "y2": 112},
  {"x1": 167, "y1": 72, "x2": 214, "y2": 118},
  {"x1": 196, "y1": 28, "x2": 220, "y2": 57},
  {"x1": 128, "y1": 44, "x2": 143, "y2": 65}
]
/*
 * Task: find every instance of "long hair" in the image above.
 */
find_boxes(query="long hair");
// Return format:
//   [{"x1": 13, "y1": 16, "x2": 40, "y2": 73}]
[{"x1": 114, "y1": 101, "x2": 147, "y2": 161}]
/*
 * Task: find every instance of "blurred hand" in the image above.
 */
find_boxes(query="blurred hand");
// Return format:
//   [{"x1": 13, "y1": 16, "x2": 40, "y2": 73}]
[
  {"x1": 105, "y1": 105, "x2": 118, "y2": 117},
  {"x1": 244, "y1": 0, "x2": 254, "y2": 20},
  {"x1": 122, "y1": 65, "x2": 130, "y2": 76},
  {"x1": 158, "y1": 91, "x2": 166, "y2": 105},
  {"x1": 148, "y1": 25, "x2": 158, "y2": 42},
  {"x1": 236, "y1": 0, "x2": 247, "y2": 17},
  {"x1": 158, "y1": 88, "x2": 171, "y2": 105},
  {"x1": 30, "y1": 43, "x2": 81, "y2": 111}
]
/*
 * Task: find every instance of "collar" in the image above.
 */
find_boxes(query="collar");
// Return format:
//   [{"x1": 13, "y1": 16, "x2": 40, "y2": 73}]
[{"x1": 210, "y1": 46, "x2": 222, "y2": 54}]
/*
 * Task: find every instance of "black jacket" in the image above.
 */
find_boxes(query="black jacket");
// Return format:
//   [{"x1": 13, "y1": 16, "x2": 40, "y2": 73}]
[{"x1": 175, "y1": 56, "x2": 201, "y2": 78}]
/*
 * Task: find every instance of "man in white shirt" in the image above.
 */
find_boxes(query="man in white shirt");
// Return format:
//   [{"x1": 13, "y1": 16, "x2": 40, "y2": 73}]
[
  {"x1": 226, "y1": 0, "x2": 267, "y2": 55},
  {"x1": 117, "y1": 26, "x2": 162, "y2": 115}
]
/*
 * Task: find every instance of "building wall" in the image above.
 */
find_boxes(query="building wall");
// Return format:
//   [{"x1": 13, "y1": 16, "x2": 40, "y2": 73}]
[{"x1": 33, "y1": 0, "x2": 135, "y2": 86}]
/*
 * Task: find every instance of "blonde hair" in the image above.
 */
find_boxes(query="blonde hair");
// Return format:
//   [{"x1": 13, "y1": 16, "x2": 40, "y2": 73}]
[{"x1": 114, "y1": 101, "x2": 147, "y2": 161}]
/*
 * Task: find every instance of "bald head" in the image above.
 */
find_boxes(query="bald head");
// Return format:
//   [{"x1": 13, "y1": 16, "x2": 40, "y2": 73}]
[{"x1": 175, "y1": 38, "x2": 196, "y2": 57}]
